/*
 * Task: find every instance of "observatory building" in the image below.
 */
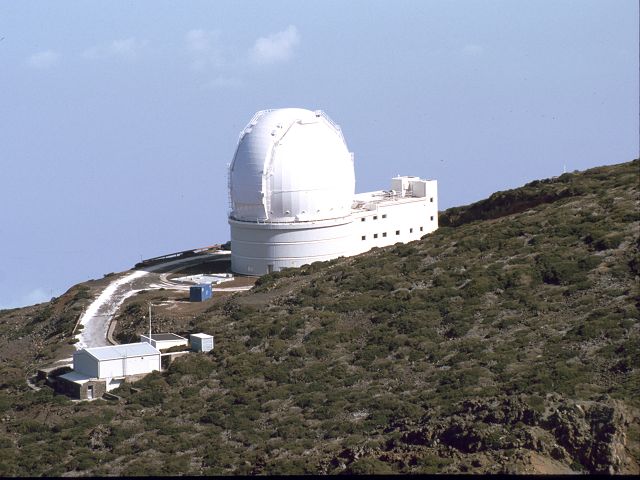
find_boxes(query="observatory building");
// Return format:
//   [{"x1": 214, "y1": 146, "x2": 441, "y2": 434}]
[{"x1": 228, "y1": 108, "x2": 438, "y2": 275}]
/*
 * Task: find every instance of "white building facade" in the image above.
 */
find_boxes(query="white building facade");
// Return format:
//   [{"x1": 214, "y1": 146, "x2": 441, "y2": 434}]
[
  {"x1": 228, "y1": 108, "x2": 438, "y2": 275},
  {"x1": 72, "y1": 342, "x2": 161, "y2": 388}
]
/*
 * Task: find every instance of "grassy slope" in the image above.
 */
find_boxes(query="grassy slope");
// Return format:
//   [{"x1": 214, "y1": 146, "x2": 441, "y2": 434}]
[{"x1": 0, "y1": 160, "x2": 638, "y2": 475}]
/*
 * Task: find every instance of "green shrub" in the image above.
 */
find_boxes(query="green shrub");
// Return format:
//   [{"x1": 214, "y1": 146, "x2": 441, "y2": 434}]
[{"x1": 347, "y1": 457, "x2": 394, "y2": 474}]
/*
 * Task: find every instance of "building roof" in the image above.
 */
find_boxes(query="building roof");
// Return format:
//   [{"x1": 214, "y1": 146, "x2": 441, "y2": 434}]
[
  {"x1": 79, "y1": 342, "x2": 160, "y2": 361},
  {"x1": 351, "y1": 188, "x2": 432, "y2": 211},
  {"x1": 59, "y1": 371, "x2": 93, "y2": 384},
  {"x1": 142, "y1": 333, "x2": 187, "y2": 341},
  {"x1": 190, "y1": 333, "x2": 213, "y2": 339}
]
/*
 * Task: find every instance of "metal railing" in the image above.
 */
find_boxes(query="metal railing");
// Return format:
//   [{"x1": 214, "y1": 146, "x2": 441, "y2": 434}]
[{"x1": 314, "y1": 109, "x2": 346, "y2": 144}]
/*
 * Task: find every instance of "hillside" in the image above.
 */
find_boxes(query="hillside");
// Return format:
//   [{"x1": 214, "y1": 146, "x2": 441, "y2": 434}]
[{"x1": 0, "y1": 159, "x2": 638, "y2": 475}]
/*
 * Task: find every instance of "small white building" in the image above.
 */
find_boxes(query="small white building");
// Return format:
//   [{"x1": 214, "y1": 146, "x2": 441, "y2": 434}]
[
  {"x1": 190, "y1": 333, "x2": 214, "y2": 352},
  {"x1": 140, "y1": 333, "x2": 188, "y2": 350},
  {"x1": 73, "y1": 342, "x2": 161, "y2": 382}
]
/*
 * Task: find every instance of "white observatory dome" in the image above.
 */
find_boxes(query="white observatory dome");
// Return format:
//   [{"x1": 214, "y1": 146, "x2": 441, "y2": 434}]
[{"x1": 229, "y1": 108, "x2": 355, "y2": 223}]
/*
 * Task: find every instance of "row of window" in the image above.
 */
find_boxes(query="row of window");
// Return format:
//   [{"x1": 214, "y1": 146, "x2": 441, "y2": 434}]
[
  {"x1": 361, "y1": 213, "x2": 387, "y2": 222},
  {"x1": 361, "y1": 226, "x2": 426, "y2": 241},
  {"x1": 361, "y1": 212, "x2": 435, "y2": 222}
]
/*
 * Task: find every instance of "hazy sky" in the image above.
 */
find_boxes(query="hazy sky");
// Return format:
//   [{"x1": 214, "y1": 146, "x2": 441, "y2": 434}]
[{"x1": 1, "y1": 0, "x2": 638, "y2": 309}]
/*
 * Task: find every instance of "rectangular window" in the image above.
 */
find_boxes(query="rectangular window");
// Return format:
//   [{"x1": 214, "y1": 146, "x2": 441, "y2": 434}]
[
  {"x1": 361, "y1": 217, "x2": 365, "y2": 222},
  {"x1": 430, "y1": 197, "x2": 434, "y2": 202},
  {"x1": 382, "y1": 214, "x2": 387, "y2": 218},
  {"x1": 410, "y1": 228, "x2": 413, "y2": 233},
  {"x1": 361, "y1": 235, "x2": 366, "y2": 240},
  {"x1": 396, "y1": 230, "x2": 400, "y2": 235},
  {"x1": 430, "y1": 216, "x2": 434, "y2": 221},
  {"x1": 373, "y1": 215, "x2": 378, "y2": 220},
  {"x1": 382, "y1": 232, "x2": 387, "y2": 237},
  {"x1": 374, "y1": 233, "x2": 378, "y2": 238},
  {"x1": 420, "y1": 226, "x2": 424, "y2": 232}
]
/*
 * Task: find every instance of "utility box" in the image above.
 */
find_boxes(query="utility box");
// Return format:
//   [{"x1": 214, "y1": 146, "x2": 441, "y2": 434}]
[
  {"x1": 190, "y1": 284, "x2": 212, "y2": 302},
  {"x1": 190, "y1": 333, "x2": 214, "y2": 352}
]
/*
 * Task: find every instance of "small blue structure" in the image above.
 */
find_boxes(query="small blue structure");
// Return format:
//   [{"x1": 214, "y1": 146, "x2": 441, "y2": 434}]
[
  {"x1": 190, "y1": 333, "x2": 214, "y2": 352},
  {"x1": 190, "y1": 284, "x2": 212, "y2": 302}
]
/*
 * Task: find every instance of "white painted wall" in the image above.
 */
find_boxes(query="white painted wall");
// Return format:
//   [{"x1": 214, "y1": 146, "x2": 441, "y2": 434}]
[
  {"x1": 98, "y1": 354, "x2": 160, "y2": 378},
  {"x1": 72, "y1": 351, "x2": 160, "y2": 379},
  {"x1": 73, "y1": 350, "x2": 99, "y2": 378},
  {"x1": 229, "y1": 178, "x2": 438, "y2": 275},
  {"x1": 191, "y1": 334, "x2": 214, "y2": 352},
  {"x1": 352, "y1": 181, "x2": 438, "y2": 255},
  {"x1": 230, "y1": 216, "x2": 353, "y2": 275}
]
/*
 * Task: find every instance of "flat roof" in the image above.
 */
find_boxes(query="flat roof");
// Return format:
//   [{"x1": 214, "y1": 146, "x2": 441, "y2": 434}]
[
  {"x1": 142, "y1": 333, "x2": 187, "y2": 341},
  {"x1": 59, "y1": 371, "x2": 93, "y2": 384},
  {"x1": 79, "y1": 342, "x2": 160, "y2": 361},
  {"x1": 352, "y1": 190, "x2": 428, "y2": 211},
  {"x1": 190, "y1": 333, "x2": 213, "y2": 339}
]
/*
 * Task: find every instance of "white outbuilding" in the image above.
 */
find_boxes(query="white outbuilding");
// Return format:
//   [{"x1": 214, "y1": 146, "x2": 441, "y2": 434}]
[
  {"x1": 140, "y1": 333, "x2": 188, "y2": 350},
  {"x1": 72, "y1": 342, "x2": 161, "y2": 381},
  {"x1": 228, "y1": 108, "x2": 439, "y2": 275},
  {"x1": 190, "y1": 333, "x2": 214, "y2": 352}
]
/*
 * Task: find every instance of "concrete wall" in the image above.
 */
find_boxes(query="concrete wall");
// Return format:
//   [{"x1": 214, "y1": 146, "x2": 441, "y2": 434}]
[
  {"x1": 80, "y1": 380, "x2": 106, "y2": 400},
  {"x1": 56, "y1": 376, "x2": 106, "y2": 400}
]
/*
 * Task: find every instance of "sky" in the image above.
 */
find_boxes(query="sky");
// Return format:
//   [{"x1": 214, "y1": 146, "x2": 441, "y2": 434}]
[{"x1": 0, "y1": 0, "x2": 638, "y2": 309}]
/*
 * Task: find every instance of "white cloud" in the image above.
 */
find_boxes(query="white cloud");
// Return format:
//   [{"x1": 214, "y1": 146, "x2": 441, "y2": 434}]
[
  {"x1": 462, "y1": 44, "x2": 484, "y2": 56},
  {"x1": 249, "y1": 25, "x2": 300, "y2": 65},
  {"x1": 26, "y1": 50, "x2": 60, "y2": 69},
  {"x1": 83, "y1": 37, "x2": 147, "y2": 60},
  {"x1": 185, "y1": 29, "x2": 225, "y2": 70}
]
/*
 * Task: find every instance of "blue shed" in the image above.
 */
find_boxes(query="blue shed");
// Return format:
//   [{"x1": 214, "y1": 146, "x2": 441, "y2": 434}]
[{"x1": 190, "y1": 284, "x2": 212, "y2": 302}]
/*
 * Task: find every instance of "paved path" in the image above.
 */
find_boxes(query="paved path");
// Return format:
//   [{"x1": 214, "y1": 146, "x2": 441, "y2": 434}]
[
  {"x1": 75, "y1": 252, "x2": 231, "y2": 349},
  {"x1": 214, "y1": 285, "x2": 253, "y2": 292}
]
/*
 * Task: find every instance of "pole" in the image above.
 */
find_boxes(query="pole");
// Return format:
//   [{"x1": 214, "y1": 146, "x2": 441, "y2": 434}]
[{"x1": 148, "y1": 303, "x2": 152, "y2": 339}]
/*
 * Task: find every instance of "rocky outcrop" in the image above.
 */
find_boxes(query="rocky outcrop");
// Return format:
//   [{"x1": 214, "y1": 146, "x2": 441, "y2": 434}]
[
  {"x1": 386, "y1": 394, "x2": 638, "y2": 474},
  {"x1": 543, "y1": 396, "x2": 634, "y2": 474}
]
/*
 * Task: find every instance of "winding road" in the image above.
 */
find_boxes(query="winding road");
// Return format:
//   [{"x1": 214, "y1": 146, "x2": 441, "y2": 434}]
[{"x1": 74, "y1": 252, "x2": 239, "y2": 350}]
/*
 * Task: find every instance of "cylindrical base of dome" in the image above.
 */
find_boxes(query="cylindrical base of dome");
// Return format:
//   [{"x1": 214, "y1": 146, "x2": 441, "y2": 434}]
[{"x1": 228, "y1": 217, "x2": 353, "y2": 275}]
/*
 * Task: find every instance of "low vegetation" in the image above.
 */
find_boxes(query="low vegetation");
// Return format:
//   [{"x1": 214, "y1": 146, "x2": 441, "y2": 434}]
[{"x1": 0, "y1": 159, "x2": 638, "y2": 475}]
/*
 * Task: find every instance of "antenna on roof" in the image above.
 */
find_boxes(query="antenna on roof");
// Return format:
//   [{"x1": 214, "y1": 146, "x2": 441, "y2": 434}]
[{"x1": 148, "y1": 303, "x2": 152, "y2": 339}]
